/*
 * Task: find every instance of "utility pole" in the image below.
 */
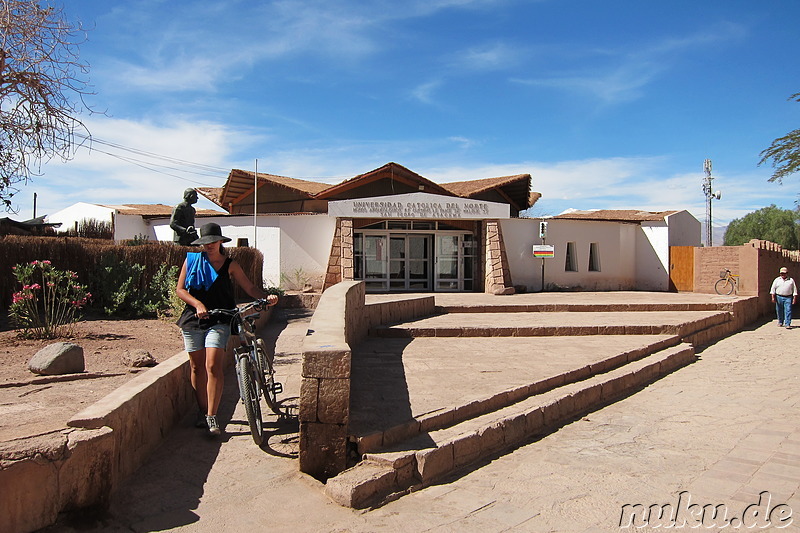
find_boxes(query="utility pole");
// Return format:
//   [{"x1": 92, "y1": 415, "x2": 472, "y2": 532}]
[{"x1": 702, "y1": 159, "x2": 721, "y2": 246}]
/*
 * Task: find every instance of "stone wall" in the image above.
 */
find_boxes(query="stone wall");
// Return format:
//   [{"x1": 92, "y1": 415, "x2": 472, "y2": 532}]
[
  {"x1": 0, "y1": 311, "x2": 269, "y2": 533},
  {"x1": 323, "y1": 218, "x2": 354, "y2": 292},
  {"x1": 484, "y1": 220, "x2": 513, "y2": 294},
  {"x1": 694, "y1": 239, "x2": 800, "y2": 317},
  {"x1": 299, "y1": 281, "x2": 435, "y2": 479}
]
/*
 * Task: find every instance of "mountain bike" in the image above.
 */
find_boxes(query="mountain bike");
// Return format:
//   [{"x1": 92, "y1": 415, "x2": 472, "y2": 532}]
[
  {"x1": 714, "y1": 269, "x2": 739, "y2": 295},
  {"x1": 210, "y1": 300, "x2": 286, "y2": 445}
]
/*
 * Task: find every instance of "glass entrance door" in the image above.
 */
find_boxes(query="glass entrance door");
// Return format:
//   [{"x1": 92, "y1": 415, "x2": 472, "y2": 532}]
[
  {"x1": 435, "y1": 233, "x2": 477, "y2": 291},
  {"x1": 389, "y1": 234, "x2": 431, "y2": 291},
  {"x1": 355, "y1": 227, "x2": 474, "y2": 292}
]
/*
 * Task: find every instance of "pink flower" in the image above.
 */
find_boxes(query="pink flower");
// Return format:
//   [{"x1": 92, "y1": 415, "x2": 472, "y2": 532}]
[
  {"x1": 42, "y1": 260, "x2": 51, "y2": 265},
  {"x1": 29, "y1": 283, "x2": 41, "y2": 290}
]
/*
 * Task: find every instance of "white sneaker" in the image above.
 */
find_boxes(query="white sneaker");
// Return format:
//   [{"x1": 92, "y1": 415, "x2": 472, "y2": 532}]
[{"x1": 206, "y1": 415, "x2": 221, "y2": 436}]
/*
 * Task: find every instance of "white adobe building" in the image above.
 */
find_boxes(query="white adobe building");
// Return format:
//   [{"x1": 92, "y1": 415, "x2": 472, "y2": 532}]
[
  {"x1": 46, "y1": 202, "x2": 226, "y2": 241},
  {"x1": 47, "y1": 163, "x2": 701, "y2": 293}
]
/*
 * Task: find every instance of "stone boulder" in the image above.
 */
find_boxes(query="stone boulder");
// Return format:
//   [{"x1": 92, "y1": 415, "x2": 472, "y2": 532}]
[
  {"x1": 28, "y1": 343, "x2": 85, "y2": 375},
  {"x1": 491, "y1": 286, "x2": 516, "y2": 295},
  {"x1": 122, "y1": 349, "x2": 157, "y2": 368}
]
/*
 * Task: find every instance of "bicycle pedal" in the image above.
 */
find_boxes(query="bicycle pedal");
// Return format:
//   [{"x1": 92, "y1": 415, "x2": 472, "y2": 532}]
[{"x1": 272, "y1": 382, "x2": 283, "y2": 394}]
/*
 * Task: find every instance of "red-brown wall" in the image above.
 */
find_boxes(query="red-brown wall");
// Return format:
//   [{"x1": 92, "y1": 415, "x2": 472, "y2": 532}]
[{"x1": 694, "y1": 239, "x2": 800, "y2": 317}]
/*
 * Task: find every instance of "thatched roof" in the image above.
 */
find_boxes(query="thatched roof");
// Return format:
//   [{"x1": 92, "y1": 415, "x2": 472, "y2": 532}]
[{"x1": 210, "y1": 162, "x2": 540, "y2": 214}]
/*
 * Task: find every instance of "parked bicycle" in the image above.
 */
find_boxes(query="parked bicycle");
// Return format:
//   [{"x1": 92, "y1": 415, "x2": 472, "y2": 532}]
[
  {"x1": 209, "y1": 300, "x2": 291, "y2": 445},
  {"x1": 714, "y1": 269, "x2": 739, "y2": 295}
]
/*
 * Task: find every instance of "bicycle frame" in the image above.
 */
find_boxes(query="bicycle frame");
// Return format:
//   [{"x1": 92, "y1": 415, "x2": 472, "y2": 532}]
[
  {"x1": 209, "y1": 300, "x2": 283, "y2": 445},
  {"x1": 714, "y1": 269, "x2": 739, "y2": 295}
]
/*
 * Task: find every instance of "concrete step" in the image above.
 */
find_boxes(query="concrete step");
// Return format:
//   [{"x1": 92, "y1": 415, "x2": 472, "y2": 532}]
[
  {"x1": 326, "y1": 342, "x2": 696, "y2": 509},
  {"x1": 371, "y1": 310, "x2": 731, "y2": 338},
  {"x1": 436, "y1": 302, "x2": 726, "y2": 313}
]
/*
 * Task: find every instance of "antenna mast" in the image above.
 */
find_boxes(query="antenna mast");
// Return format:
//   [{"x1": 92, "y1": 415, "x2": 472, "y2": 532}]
[{"x1": 701, "y1": 159, "x2": 721, "y2": 246}]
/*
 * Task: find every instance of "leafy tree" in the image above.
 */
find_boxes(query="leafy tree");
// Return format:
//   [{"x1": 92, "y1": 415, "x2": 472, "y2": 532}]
[
  {"x1": 0, "y1": 0, "x2": 92, "y2": 211},
  {"x1": 723, "y1": 205, "x2": 799, "y2": 250},
  {"x1": 759, "y1": 92, "x2": 800, "y2": 183}
]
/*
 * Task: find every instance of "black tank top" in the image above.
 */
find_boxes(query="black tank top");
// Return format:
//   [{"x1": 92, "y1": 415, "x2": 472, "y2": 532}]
[{"x1": 177, "y1": 257, "x2": 236, "y2": 331}]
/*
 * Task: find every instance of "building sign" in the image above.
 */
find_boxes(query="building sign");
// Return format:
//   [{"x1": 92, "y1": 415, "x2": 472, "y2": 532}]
[
  {"x1": 533, "y1": 245, "x2": 555, "y2": 258},
  {"x1": 328, "y1": 192, "x2": 510, "y2": 219}
]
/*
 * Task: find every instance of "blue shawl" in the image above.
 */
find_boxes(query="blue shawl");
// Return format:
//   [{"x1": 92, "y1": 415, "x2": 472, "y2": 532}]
[{"x1": 185, "y1": 252, "x2": 218, "y2": 291}]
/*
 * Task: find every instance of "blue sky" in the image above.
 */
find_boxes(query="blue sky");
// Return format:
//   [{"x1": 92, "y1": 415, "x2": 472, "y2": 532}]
[{"x1": 12, "y1": 0, "x2": 800, "y2": 234}]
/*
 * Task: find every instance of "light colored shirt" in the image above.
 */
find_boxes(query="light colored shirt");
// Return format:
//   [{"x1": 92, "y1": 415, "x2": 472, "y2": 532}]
[{"x1": 770, "y1": 276, "x2": 797, "y2": 297}]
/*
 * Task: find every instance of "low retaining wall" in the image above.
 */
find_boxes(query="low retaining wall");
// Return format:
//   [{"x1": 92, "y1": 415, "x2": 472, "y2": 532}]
[
  {"x1": 682, "y1": 296, "x2": 761, "y2": 346},
  {"x1": 0, "y1": 353, "x2": 194, "y2": 533},
  {"x1": 0, "y1": 309, "x2": 270, "y2": 533},
  {"x1": 0, "y1": 427, "x2": 115, "y2": 533},
  {"x1": 299, "y1": 281, "x2": 435, "y2": 479}
]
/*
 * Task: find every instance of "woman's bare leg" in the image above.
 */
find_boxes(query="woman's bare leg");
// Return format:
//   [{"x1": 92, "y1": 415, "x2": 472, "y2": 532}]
[
  {"x1": 187, "y1": 349, "x2": 208, "y2": 413},
  {"x1": 205, "y1": 347, "x2": 226, "y2": 416}
]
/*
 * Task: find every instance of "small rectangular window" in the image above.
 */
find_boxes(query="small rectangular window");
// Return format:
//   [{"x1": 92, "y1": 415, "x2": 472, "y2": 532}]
[
  {"x1": 565, "y1": 242, "x2": 578, "y2": 272},
  {"x1": 589, "y1": 242, "x2": 601, "y2": 272}
]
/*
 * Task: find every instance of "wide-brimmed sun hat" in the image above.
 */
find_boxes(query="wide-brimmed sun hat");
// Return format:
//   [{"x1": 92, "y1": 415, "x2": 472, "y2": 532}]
[{"x1": 191, "y1": 223, "x2": 232, "y2": 245}]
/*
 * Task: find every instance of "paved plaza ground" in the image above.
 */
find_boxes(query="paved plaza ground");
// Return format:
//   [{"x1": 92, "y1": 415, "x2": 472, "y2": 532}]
[{"x1": 44, "y1": 294, "x2": 800, "y2": 532}]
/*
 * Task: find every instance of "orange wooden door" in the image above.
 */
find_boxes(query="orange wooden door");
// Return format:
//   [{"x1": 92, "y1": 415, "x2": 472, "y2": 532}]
[{"x1": 669, "y1": 246, "x2": 695, "y2": 292}]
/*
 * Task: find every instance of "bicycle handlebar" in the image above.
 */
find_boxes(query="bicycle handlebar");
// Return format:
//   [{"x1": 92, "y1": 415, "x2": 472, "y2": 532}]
[{"x1": 208, "y1": 299, "x2": 268, "y2": 318}]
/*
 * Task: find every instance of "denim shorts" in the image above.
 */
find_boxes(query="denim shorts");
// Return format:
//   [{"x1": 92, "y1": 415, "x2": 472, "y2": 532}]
[{"x1": 181, "y1": 324, "x2": 231, "y2": 352}]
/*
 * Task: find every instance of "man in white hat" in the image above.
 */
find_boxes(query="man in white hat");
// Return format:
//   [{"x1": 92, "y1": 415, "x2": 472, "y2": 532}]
[{"x1": 770, "y1": 266, "x2": 797, "y2": 328}]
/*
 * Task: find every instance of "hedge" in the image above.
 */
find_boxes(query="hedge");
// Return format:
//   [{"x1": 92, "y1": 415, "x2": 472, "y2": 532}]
[{"x1": 0, "y1": 236, "x2": 264, "y2": 310}]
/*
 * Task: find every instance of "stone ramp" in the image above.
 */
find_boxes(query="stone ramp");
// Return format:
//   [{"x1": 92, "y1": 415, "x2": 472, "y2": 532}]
[
  {"x1": 329, "y1": 340, "x2": 696, "y2": 508},
  {"x1": 348, "y1": 334, "x2": 683, "y2": 447},
  {"x1": 325, "y1": 302, "x2": 732, "y2": 508}
]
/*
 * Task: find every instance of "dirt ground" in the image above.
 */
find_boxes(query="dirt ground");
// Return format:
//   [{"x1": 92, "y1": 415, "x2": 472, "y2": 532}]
[{"x1": 0, "y1": 315, "x2": 186, "y2": 442}]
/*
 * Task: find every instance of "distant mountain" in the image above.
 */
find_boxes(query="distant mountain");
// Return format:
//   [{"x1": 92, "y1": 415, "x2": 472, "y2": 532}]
[{"x1": 700, "y1": 223, "x2": 728, "y2": 246}]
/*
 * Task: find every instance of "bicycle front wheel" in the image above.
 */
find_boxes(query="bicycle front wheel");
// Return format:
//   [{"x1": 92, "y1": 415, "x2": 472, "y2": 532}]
[
  {"x1": 236, "y1": 354, "x2": 264, "y2": 445},
  {"x1": 256, "y1": 338, "x2": 280, "y2": 415},
  {"x1": 714, "y1": 278, "x2": 734, "y2": 295}
]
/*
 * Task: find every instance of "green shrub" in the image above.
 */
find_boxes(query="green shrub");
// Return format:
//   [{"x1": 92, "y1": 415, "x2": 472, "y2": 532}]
[
  {"x1": 265, "y1": 286, "x2": 285, "y2": 297},
  {"x1": 151, "y1": 263, "x2": 181, "y2": 319},
  {"x1": 94, "y1": 254, "x2": 178, "y2": 317},
  {"x1": 122, "y1": 234, "x2": 150, "y2": 246},
  {"x1": 95, "y1": 253, "x2": 148, "y2": 316}
]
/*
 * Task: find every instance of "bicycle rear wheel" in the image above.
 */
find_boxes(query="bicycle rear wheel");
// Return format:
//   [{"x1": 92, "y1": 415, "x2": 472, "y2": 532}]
[
  {"x1": 236, "y1": 354, "x2": 264, "y2": 445},
  {"x1": 256, "y1": 338, "x2": 280, "y2": 415},
  {"x1": 714, "y1": 278, "x2": 734, "y2": 295}
]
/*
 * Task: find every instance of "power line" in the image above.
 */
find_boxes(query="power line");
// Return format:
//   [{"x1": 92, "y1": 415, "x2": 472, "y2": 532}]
[
  {"x1": 74, "y1": 133, "x2": 231, "y2": 174},
  {"x1": 69, "y1": 133, "x2": 356, "y2": 186}
]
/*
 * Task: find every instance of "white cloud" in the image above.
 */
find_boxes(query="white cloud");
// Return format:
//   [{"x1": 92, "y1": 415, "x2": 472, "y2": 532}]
[
  {"x1": 512, "y1": 22, "x2": 747, "y2": 105},
  {"x1": 16, "y1": 116, "x2": 260, "y2": 219},
  {"x1": 411, "y1": 80, "x2": 444, "y2": 105},
  {"x1": 449, "y1": 42, "x2": 521, "y2": 72}
]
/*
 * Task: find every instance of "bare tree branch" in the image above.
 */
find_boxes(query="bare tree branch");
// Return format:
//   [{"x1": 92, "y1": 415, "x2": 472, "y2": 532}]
[{"x1": 0, "y1": 0, "x2": 92, "y2": 212}]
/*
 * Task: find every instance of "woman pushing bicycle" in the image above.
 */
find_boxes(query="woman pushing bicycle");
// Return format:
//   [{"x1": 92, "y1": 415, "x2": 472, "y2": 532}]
[{"x1": 176, "y1": 222, "x2": 278, "y2": 436}]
